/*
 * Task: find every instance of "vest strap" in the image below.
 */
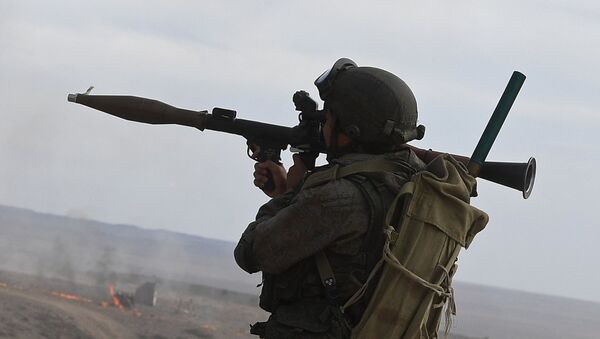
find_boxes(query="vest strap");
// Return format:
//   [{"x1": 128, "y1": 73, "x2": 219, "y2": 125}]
[
  {"x1": 310, "y1": 157, "x2": 416, "y2": 309},
  {"x1": 302, "y1": 158, "x2": 414, "y2": 190},
  {"x1": 315, "y1": 250, "x2": 338, "y2": 305}
]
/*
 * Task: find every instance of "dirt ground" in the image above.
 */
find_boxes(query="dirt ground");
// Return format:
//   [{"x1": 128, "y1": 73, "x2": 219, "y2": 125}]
[
  {"x1": 0, "y1": 270, "x2": 266, "y2": 339},
  {"x1": 0, "y1": 270, "x2": 485, "y2": 339}
]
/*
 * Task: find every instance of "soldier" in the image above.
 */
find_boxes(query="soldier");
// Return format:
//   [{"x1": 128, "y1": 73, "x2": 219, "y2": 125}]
[{"x1": 234, "y1": 58, "x2": 426, "y2": 338}]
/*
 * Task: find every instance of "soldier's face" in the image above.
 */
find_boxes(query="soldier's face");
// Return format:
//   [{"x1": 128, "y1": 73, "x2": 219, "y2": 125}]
[{"x1": 322, "y1": 110, "x2": 352, "y2": 149}]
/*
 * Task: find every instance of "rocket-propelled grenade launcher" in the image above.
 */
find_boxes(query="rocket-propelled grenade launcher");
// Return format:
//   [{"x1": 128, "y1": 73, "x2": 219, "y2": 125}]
[
  {"x1": 466, "y1": 71, "x2": 535, "y2": 199},
  {"x1": 66, "y1": 93, "x2": 312, "y2": 154},
  {"x1": 67, "y1": 74, "x2": 536, "y2": 198},
  {"x1": 67, "y1": 91, "x2": 325, "y2": 191},
  {"x1": 408, "y1": 71, "x2": 536, "y2": 199}
]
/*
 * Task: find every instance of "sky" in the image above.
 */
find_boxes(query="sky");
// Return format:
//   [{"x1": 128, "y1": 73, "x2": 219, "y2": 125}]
[{"x1": 1, "y1": 0, "x2": 599, "y2": 303}]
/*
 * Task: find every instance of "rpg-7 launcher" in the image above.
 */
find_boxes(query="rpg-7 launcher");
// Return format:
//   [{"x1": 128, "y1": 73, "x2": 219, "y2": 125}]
[
  {"x1": 67, "y1": 72, "x2": 536, "y2": 198},
  {"x1": 67, "y1": 90, "x2": 324, "y2": 191}
]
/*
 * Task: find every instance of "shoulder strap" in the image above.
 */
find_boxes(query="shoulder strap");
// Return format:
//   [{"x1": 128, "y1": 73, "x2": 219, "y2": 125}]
[
  {"x1": 314, "y1": 173, "x2": 395, "y2": 308},
  {"x1": 344, "y1": 174, "x2": 387, "y2": 266},
  {"x1": 302, "y1": 158, "x2": 415, "y2": 190},
  {"x1": 311, "y1": 157, "x2": 416, "y2": 307}
]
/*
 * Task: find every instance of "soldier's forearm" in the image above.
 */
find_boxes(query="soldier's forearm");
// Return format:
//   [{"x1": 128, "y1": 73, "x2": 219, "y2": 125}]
[{"x1": 234, "y1": 223, "x2": 260, "y2": 273}]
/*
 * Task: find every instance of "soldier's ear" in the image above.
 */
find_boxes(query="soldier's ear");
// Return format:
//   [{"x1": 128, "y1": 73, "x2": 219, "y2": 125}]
[{"x1": 336, "y1": 130, "x2": 354, "y2": 147}]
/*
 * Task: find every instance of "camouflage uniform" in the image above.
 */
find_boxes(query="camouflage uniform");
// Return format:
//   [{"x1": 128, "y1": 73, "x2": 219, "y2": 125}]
[{"x1": 235, "y1": 149, "x2": 425, "y2": 338}]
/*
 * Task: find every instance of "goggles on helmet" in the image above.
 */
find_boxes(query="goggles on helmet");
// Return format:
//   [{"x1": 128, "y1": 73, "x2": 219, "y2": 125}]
[{"x1": 314, "y1": 58, "x2": 357, "y2": 100}]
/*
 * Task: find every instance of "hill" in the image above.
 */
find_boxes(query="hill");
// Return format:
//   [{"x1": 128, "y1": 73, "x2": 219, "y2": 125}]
[
  {"x1": 0, "y1": 204, "x2": 257, "y2": 294},
  {"x1": 1, "y1": 204, "x2": 600, "y2": 338}
]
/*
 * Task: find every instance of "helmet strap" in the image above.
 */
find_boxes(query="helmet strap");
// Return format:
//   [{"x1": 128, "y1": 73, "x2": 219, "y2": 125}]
[
  {"x1": 326, "y1": 117, "x2": 361, "y2": 161},
  {"x1": 326, "y1": 116, "x2": 340, "y2": 162}
]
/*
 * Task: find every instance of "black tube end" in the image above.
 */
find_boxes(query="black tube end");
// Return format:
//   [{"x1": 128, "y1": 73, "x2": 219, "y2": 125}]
[{"x1": 522, "y1": 157, "x2": 536, "y2": 199}]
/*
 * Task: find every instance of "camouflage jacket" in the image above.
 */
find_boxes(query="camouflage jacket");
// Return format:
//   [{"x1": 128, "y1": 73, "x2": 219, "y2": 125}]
[{"x1": 235, "y1": 149, "x2": 425, "y2": 338}]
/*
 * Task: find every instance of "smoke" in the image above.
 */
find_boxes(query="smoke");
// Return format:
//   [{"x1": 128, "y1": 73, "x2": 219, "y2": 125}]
[
  {"x1": 0, "y1": 205, "x2": 258, "y2": 294},
  {"x1": 7, "y1": 236, "x2": 78, "y2": 284},
  {"x1": 65, "y1": 208, "x2": 90, "y2": 220},
  {"x1": 49, "y1": 237, "x2": 76, "y2": 281},
  {"x1": 94, "y1": 246, "x2": 117, "y2": 286}
]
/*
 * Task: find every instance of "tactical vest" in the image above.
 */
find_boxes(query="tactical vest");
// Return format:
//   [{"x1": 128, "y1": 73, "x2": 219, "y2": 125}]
[{"x1": 254, "y1": 157, "x2": 419, "y2": 337}]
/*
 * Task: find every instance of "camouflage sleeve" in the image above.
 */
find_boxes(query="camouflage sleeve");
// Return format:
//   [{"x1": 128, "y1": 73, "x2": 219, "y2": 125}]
[
  {"x1": 234, "y1": 190, "x2": 297, "y2": 273},
  {"x1": 234, "y1": 178, "x2": 369, "y2": 274}
]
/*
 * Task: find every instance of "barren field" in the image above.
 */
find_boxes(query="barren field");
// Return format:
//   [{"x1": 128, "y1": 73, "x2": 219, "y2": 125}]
[
  {"x1": 0, "y1": 270, "x2": 485, "y2": 339},
  {"x1": 2, "y1": 205, "x2": 599, "y2": 339},
  {"x1": 0, "y1": 206, "x2": 482, "y2": 339},
  {"x1": 0, "y1": 270, "x2": 266, "y2": 339}
]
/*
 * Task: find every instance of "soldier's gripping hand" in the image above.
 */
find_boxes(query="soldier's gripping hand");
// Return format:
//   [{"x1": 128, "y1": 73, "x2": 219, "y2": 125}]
[
  {"x1": 254, "y1": 161, "x2": 288, "y2": 198},
  {"x1": 253, "y1": 154, "x2": 307, "y2": 198},
  {"x1": 286, "y1": 154, "x2": 307, "y2": 191}
]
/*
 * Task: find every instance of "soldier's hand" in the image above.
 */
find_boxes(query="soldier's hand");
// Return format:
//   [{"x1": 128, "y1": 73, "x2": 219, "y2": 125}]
[
  {"x1": 286, "y1": 154, "x2": 307, "y2": 191},
  {"x1": 254, "y1": 161, "x2": 287, "y2": 198}
]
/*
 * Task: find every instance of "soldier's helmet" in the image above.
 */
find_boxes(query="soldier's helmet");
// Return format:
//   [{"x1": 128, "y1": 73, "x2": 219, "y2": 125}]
[{"x1": 314, "y1": 58, "x2": 425, "y2": 151}]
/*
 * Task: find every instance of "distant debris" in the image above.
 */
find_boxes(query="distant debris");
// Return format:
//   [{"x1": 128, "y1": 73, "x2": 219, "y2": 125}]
[
  {"x1": 115, "y1": 290, "x2": 134, "y2": 308},
  {"x1": 108, "y1": 284, "x2": 133, "y2": 309},
  {"x1": 135, "y1": 282, "x2": 157, "y2": 307},
  {"x1": 107, "y1": 281, "x2": 157, "y2": 309}
]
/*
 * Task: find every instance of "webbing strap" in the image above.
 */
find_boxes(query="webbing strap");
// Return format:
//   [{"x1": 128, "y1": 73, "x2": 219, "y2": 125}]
[
  {"x1": 302, "y1": 158, "x2": 413, "y2": 190},
  {"x1": 384, "y1": 181, "x2": 415, "y2": 234},
  {"x1": 315, "y1": 250, "x2": 338, "y2": 305},
  {"x1": 310, "y1": 158, "x2": 416, "y2": 309},
  {"x1": 382, "y1": 178, "x2": 452, "y2": 296},
  {"x1": 343, "y1": 178, "x2": 456, "y2": 311},
  {"x1": 381, "y1": 226, "x2": 448, "y2": 296},
  {"x1": 342, "y1": 183, "x2": 416, "y2": 312},
  {"x1": 380, "y1": 229, "x2": 459, "y2": 337},
  {"x1": 342, "y1": 257, "x2": 384, "y2": 312}
]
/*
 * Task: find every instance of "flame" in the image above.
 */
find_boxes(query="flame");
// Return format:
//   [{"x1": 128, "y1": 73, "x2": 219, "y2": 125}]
[
  {"x1": 51, "y1": 291, "x2": 92, "y2": 303},
  {"x1": 107, "y1": 284, "x2": 124, "y2": 310}
]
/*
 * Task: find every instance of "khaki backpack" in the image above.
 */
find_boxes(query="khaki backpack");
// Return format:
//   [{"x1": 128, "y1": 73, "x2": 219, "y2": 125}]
[{"x1": 305, "y1": 154, "x2": 489, "y2": 339}]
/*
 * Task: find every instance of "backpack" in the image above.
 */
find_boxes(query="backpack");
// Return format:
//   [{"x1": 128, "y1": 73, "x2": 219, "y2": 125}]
[{"x1": 305, "y1": 154, "x2": 489, "y2": 338}]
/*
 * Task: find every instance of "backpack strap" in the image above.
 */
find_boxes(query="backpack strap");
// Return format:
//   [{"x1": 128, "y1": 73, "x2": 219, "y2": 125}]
[
  {"x1": 345, "y1": 174, "x2": 387, "y2": 275},
  {"x1": 302, "y1": 157, "x2": 415, "y2": 190},
  {"x1": 341, "y1": 181, "x2": 417, "y2": 312},
  {"x1": 311, "y1": 158, "x2": 416, "y2": 307}
]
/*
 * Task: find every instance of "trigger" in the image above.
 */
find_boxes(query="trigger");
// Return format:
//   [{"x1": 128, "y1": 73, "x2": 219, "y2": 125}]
[{"x1": 247, "y1": 143, "x2": 260, "y2": 161}]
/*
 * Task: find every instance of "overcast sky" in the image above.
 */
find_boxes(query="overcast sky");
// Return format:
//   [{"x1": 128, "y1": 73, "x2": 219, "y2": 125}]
[{"x1": 1, "y1": 1, "x2": 599, "y2": 303}]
